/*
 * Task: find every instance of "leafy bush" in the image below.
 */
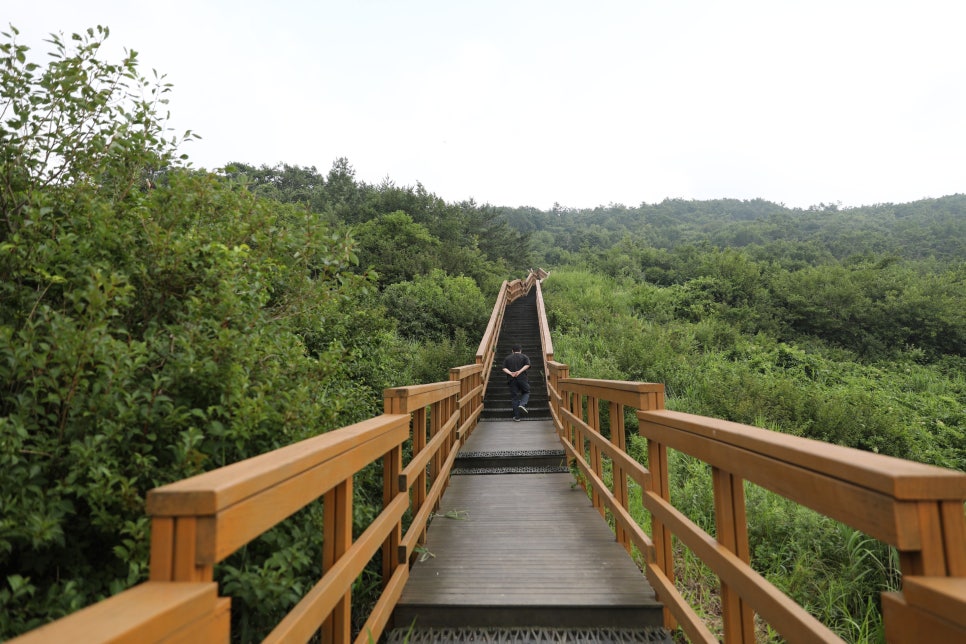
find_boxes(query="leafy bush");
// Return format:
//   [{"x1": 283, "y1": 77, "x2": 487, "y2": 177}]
[{"x1": 382, "y1": 269, "x2": 489, "y2": 344}]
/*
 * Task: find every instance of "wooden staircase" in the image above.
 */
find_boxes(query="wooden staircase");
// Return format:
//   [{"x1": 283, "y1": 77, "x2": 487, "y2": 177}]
[{"x1": 482, "y1": 289, "x2": 551, "y2": 421}]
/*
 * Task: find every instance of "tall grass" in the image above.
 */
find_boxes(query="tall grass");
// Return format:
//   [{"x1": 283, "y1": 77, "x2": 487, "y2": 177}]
[{"x1": 543, "y1": 268, "x2": 952, "y2": 642}]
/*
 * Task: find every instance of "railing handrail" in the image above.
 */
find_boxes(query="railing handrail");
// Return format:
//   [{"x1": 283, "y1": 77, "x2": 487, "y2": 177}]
[
  {"x1": 476, "y1": 280, "x2": 509, "y2": 364},
  {"x1": 639, "y1": 409, "x2": 966, "y2": 502},
  {"x1": 535, "y1": 278, "x2": 553, "y2": 362}
]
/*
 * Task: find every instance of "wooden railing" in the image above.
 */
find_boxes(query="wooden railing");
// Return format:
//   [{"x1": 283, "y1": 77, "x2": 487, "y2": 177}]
[
  {"x1": 13, "y1": 369, "x2": 482, "y2": 644},
  {"x1": 534, "y1": 277, "x2": 554, "y2": 363},
  {"x1": 545, "y1": 366, "x2": 966, "y2": 643}
]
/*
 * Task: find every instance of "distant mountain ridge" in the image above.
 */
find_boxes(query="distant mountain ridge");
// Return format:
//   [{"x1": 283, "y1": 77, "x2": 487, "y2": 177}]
[{"x1": 499, "y1": 194, "x2": 966, "y2": 262}]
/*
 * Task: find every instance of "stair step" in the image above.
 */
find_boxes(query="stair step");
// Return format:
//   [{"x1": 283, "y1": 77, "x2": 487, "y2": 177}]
[{"x1": 455, "y1": 449, "x2": 566, "y2": 471}]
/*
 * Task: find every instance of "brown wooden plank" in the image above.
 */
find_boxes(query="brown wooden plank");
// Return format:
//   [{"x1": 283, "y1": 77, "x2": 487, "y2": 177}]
[
  {"x1": 449, "y1": 364, "x2": 484, "y2": 379},
  {"x1": 173, "y1": 518, "x2": 202, "y2": 582},
  {"x1": 559, "y1": 406, "x2": 650, "y2": 488},
  {"x1": 646, "y1": 566, "x2": 717, "y2": 644},
  {"x1": 149, "y1": 517, "x2": 175, "y2": 581},
  {"x1": 941, "y1": 501, "x2": 966, "y2": 575},
  {"x1": 641, "y1": 419, "x2": 918, "y2": 549},
  {"x1": 395, "y1": 470, "x2": 663, "y2": 629},
  {"x1": 383, "y1": 381, "x2": 460, "y2": 411},
  {"x1": 882, "y1": 591, "x2": 966, "y2": 642},
  {"x1": 560, "y1": 438, "x2": 655, "y2": 561},
  {"x1": 560, "y1": 379, "x2": 665, "y2": 409},
  {"x1": 713, "y1": 467, "x2": 754, "y2": 643},
  {"x1": 265, "y1": 493, "x2": 408, "y2": 644},
  {"x1": 9, "y1": 582, "x2": 219, "y2": 644},
  {"x1": 323, "y1": 479, "x2": 352, "y2": 644},
  {"x1": 399, "y1": 442, "x2": 461, "y2": 562},
  {"x1": 204, "y1": 423, "x2": 407, "y2": 564},
  {"x1": 639, "y1": 410, "x2": 966, "y2": 500},
  {"x1": 163, "y1": 596, "x2": 230, "y2": 644},
  {"x1": 643, "y1": 490, "x2": 840, "y2": 643},
  {"x1": 355, "y1": 564, "x2": 409, "y2": 644},
  {"x1": 147, "y1": 414, "x2": 410, "y2": 516},
  {"x1": 909, "y1": 501, "x2": 948, "y2": 576},
  {"x1": 400, "y1": 415, "x2": 455, "y2": 490},
  {"x1": 902, "y1": 577, "x2": 966, "y2": 627}
]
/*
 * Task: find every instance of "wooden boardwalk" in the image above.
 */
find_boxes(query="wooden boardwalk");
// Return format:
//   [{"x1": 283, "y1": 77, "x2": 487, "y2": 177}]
[{"x1": 393, "y1": 418, "x2": 664, "y2": 630}]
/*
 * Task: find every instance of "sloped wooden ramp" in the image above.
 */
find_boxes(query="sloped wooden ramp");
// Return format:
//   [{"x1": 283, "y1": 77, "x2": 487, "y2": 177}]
[{"x1": 391, "y1": 418, "x2": 668, "y2": 640}]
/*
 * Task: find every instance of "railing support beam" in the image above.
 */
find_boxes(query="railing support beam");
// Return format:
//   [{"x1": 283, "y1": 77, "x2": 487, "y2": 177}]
[{"x1": 713, "y1": 467, "x2": 754, "y2": 644}]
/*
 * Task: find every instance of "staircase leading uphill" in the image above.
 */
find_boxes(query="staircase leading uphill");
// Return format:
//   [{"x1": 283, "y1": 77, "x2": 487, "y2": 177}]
[{"x1": 481, "y1": 289, "x2": 550, "y2": 421}]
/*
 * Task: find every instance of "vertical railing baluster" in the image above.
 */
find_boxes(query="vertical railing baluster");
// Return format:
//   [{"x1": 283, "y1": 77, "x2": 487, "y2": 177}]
[
  {"x1": 382, "y1": 444, "x2": 402, "y2": 583},
  {"x1": 588, "y1": 394, "x2": 604, "y2": 516},
  {"x1": 610, "y1": 401, "x2": 630, "y2": 552},
  {"x1": 322, "y1": 479, "x2": 352, "y2": 644},
  {"x1": 713, "y1": 467, "x2": 754, "y2": 643},
  {"x1": 648, "y1": 438, "x2": 676, "y2": 631}
]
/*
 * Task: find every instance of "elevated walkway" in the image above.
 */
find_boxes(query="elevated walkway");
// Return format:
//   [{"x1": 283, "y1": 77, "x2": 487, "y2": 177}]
[{"x1": 391, "y1": 285, "x2": 670, "y2": 641}]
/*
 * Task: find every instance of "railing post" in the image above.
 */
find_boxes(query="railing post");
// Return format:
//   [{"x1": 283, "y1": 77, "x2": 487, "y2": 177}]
[
  {"x1": 610, "y1": 400, "x2": 631, "y2": 552},
  {"x1": 322, "y1": 478, "x2": 352, "y2": 644},
  {"x1": 588, "y1": 394, "x2": 604, "y2": 517},
  {"x1": 412, "y1": 405, "x2": 428, "y2": 542},
  {"x1": 551, "y1": 362, "x2": 569, "y2": 429},
  {"x1": 639, "y1": 387, "x2": 674, "y2": 631},
  {"x1": 713, "y1": 467, "x2": 754, "y2": 643},
  {"x1": 148, "y1": 516, "x2": 214, "y2": 583},
  {"x1": 382, "y1": 443, "x2": 402, "y2": 584},
  {"x1": 450, "y1": 366, "x2": 470, "y2": 443},
  {"x1": 429, "y1": 400, "x2": 443, "y2": 504},
  {"x1": 648, "y1": 438, "x2": 675, "y2": 631}
]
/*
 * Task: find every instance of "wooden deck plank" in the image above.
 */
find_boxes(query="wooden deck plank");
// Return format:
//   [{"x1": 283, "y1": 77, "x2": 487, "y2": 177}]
[
  {"x1": 461, "y1": 418, "x2": 562, "y2": 454},
  {"x1": 395, "y1": 439, "x2": 663, "y2": 629}
]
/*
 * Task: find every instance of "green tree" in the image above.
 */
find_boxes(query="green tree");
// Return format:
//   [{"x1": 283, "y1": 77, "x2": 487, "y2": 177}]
[
  {"x1": 354, "y1": 210, "x2": 441, "y2": 286},
  {"x1": 382, "y1": 269, "x2": 489, "y2": 343}
]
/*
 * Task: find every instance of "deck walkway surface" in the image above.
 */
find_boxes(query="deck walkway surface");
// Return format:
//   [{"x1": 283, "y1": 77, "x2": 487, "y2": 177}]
[{"x1": 393, "y1": 418, "x2": 663, "y2": 630}]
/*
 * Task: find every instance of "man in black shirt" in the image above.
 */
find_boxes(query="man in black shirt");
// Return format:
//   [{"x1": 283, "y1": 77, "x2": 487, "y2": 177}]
[{"x1": 502, "y1": 345, "x2": 531, "y2": 421}]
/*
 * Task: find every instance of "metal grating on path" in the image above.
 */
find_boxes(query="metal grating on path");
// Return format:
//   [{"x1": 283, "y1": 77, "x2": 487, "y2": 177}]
[
  {"x1": 458, "y1": 450, "x2": 565, "y2": 459},
  {"x1": 452, "y1": 465, "x2": 570, "y2": 475},
  {"x1": 384, "y1": 626, "x2": 673, "y2": 643}
]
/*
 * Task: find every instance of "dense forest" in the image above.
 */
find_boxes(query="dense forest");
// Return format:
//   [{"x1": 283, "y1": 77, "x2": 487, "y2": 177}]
[{"x1": 1, "y1": 26, "x2": 963, "y2": 643}]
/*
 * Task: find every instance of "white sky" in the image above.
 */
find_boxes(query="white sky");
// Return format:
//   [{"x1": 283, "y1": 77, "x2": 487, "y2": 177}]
[{"x1": 7, "y1": 1, "x2": 966, "y2": 210}]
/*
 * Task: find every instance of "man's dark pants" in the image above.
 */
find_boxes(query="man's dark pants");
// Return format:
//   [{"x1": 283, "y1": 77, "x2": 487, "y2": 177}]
[{"x1": 509, "y1": 378, "x2": 530, "y2": 419}]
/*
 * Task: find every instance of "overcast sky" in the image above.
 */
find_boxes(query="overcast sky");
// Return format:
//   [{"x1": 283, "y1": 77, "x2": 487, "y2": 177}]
[{"x1": 8, "y1": 1, "x2": 966, "y2": 210}]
